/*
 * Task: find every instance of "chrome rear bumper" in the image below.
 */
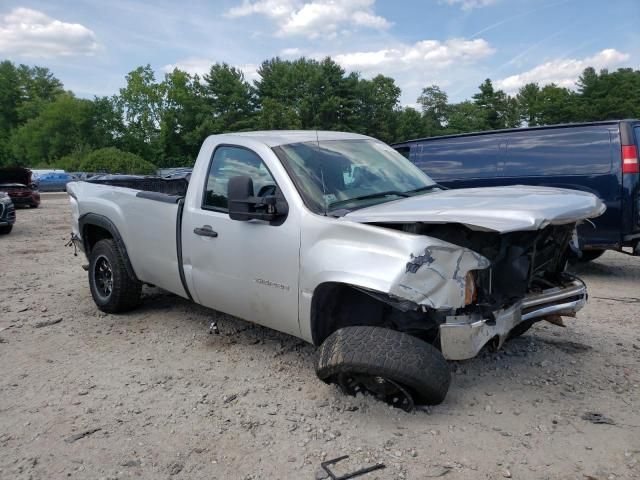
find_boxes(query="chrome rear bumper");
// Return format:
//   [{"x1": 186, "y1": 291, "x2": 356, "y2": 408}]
[{"x1": 439, "y1": 279, "x2": 587, "y2": 360}]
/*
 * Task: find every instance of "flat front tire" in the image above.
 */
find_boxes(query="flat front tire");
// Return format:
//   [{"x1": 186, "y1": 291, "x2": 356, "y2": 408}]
[
  {"x1": 88, "y1": 239, "x2": 142, "y2": 313},
  {"x1": 316, "y1": 326, "x2": 451, "y2": 407}
]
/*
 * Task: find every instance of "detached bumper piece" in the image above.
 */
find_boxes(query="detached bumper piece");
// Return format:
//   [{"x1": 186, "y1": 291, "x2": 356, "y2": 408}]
[{"x1": 440, "y1": 279, "x2": 586, "y2": 360}]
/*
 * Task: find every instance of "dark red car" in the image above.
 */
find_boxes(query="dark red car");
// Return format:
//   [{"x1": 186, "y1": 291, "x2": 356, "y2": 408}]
[{"x1": 0, "y1": 167, "x2": 41, "y2": 208}]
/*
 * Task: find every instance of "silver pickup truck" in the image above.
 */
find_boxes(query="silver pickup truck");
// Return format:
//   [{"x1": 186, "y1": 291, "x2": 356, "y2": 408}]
[{"x1": 68, "y1": 131, "x2": 604, "y2": 409}]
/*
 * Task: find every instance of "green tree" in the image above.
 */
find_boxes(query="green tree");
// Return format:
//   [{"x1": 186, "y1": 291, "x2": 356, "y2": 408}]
[
  {"x1": 394, "y1": 107, "x2": 425, "y2": 142},
  {"x1": 79, "y1": 147, "x2": 156, "y2": 174},
  {"x1": 576, "y1": 67, "x2": 640, "y2": 121},
  {"x1": 202, "y1": 63, "x2": 255, "y2": 133},
  {"x1": 445, "y1": 101, "x2": 488, "y2": 133},
  {"x1": 537, "y1": 84, "x2": 578, "y2": 125},
  {"x1": 115, "y1": 65, "x2": 165, "y2": 160},
  {"x1": 255, "y1": 57, "x2": 357, "y2": 131},
  {"x1": 353, "y1": 74, "x2": 401, "y2": 143},
  {"x1": 516, "y1": 83, "x2": 542, "y2": 126},
  {"x1": 15, "y1": 64, "x2": 65, "y2": 122},
  {"x1": 9, "y1": 94, "x2": 95, "y2": 165},
  {"x1": 158, "y1": 68, "x2": 207, "y2": 167},
  {"x1": 472, "y1": 79, "x2": 520, "y2": 130},
  {"x1": 418, "y1": 85, "x2": 449, "y2": 133}
]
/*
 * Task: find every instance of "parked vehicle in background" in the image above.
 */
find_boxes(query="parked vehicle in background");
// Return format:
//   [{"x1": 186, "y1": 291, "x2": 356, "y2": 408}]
[
  {"x1": 36, "y1": 170, "x2": 73, "y2": 192},
  {"x1": 0, "y1": 191, "x2": 16, "y2": 234},
  {"x1": 393, "y1": 120, "x2": 640, "y2": 261},
  {"x1": 157, "y1": 167, "x2": 193, "y2": 178},
  {"x1": 0, "y1": 167, "x2": 41, "y2": 208},
  {"x1": 68, "y1": 131, "x2": 603, "y2": 408}
]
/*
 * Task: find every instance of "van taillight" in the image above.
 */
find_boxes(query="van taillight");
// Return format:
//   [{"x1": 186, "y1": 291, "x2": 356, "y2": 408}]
[{"x1": 622, "y1": 145, "x2": 639, "y2": 174}]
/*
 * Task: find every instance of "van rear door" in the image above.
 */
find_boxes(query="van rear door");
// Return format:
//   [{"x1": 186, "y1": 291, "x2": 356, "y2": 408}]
[{"x1": 621, "y1": 122, "x2": 640, "y2": 241}]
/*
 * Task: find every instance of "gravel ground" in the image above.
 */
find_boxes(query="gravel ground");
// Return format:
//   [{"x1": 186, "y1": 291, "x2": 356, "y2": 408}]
[{"x1": 0, "y1": 195, "x2": 639, "y2": 480}]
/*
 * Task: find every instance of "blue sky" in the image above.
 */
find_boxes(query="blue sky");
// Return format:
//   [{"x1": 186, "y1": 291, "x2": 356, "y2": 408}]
[{"x1": 0, "y1": 0, "x2": 638, "y2": 105}]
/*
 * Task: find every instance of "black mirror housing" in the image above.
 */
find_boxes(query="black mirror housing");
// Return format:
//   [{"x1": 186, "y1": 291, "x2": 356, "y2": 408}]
[
  {"x1": 227, "y1": 175, "x2": 288, "y2": 223},
  {"x1": 228, "y1": 175, "x2": 254, "y2": 221}
]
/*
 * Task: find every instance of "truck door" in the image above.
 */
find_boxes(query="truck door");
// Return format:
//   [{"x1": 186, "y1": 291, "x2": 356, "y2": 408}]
[{"x1": 181, "y1": 145, "x2": 301, "y2": 338}]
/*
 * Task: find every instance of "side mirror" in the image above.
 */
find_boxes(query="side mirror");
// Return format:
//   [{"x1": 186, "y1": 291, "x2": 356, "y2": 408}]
[{"x1": 227, "y1": 175, "x2": 288, "y2": 222}]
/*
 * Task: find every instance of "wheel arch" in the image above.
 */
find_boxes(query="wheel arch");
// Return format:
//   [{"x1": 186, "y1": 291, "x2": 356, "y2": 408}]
[
  {"x1": 310, "y1": 281, "x2": 401, "y2": 346},
  {"x1": 79, "y1": 213, "x2": 138, "y2": 280}
]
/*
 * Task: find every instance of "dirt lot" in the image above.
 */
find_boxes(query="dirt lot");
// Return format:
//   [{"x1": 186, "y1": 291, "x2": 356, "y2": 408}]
[{"x1": 0, "y1": 195, "x2": 638, "y2": 480}]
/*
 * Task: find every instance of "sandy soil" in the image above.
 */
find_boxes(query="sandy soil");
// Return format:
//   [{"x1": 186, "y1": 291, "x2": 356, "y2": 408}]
[{"x1": 0, "y1": 195, "x2": 638, "y2": 480}]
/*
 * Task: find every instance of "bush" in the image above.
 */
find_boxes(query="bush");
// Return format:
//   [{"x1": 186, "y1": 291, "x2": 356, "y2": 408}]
[
  {"x1": 78, "y1": 147, "x2": 156, "y2": 174},
  {"x1": 56, "y1": 144, "x2": 93, "y2": 171}
]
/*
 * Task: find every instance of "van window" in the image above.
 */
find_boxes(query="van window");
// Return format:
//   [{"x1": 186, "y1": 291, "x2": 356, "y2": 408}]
[
  {"x1": 505, "y1": 127, "x2": 611, "y2": 176},
  {"x1": 414, "y1": 136, "x2": 502, "y2": 181}
]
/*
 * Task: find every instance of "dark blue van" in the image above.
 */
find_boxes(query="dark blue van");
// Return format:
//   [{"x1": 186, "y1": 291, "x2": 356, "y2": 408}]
[{"x1": 393, "y1": 120, "x2": 640, "y2": 261}]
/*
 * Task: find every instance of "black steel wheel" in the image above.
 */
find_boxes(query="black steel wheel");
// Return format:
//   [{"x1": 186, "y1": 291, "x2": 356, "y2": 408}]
[
  {"x1": 334, "y1": 372, "x2": 416, "y2": 412},
  {"x1": 93, "y1": 255, "x2": 114, "y2": 299},
  {"x1": 88, "y1": 239, "x2": 142, "y2": 313}
]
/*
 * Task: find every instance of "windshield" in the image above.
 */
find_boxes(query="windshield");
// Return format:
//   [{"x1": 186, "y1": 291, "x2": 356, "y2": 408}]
[{"x1": 273, "y1": 139, "x2": 437, "y2": 214}]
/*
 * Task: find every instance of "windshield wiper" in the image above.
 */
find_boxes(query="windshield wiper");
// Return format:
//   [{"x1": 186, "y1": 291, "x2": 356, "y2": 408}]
[
  {"x1": 329, "y1": 190, "x2": 410, "y2": 209},
  {"x1": 405, "y1": 184, "x2": 443, "y2": 193}
]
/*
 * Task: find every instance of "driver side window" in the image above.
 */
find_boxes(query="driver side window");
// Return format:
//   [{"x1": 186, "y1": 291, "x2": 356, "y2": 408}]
[{"x1": 203, "y1": 146, "x2": 276, "y2": 211}]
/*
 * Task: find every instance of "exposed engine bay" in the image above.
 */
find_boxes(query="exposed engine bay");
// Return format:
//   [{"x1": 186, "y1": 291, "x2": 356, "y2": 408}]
[{"x1": 366, "y1": 221, "x2": 580, "y2": 348}]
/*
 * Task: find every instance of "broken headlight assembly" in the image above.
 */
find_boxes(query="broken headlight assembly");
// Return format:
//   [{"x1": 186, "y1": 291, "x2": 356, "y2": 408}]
[{"x1": 464, "y1": 270, "x2": 478, "y2": 305}]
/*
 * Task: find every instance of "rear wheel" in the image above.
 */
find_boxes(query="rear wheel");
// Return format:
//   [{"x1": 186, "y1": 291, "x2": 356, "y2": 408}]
[
  {"x1": 88, "y1": 239, "x2": 142, "y2": 313},
  {"x1": 316, "y1": 326, "x2": 451, "y2": 409}
]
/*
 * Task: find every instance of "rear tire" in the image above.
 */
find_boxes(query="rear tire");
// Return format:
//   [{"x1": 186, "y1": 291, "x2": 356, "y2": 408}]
[
  {"x1": 316, "y1": 326, "x2": 451, "y2": 407},
  {"x1": 88, "y1": 239, "x2": 142, "y2": 313},
  {"x1": 0, "y1": 225, "x2": 12, "y2": 234}
]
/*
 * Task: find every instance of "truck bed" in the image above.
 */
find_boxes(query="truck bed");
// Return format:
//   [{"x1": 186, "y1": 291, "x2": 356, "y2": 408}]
[
  {"x1": 87, "y1": 174, "x2": 189, "y2": 197},
  {"x1": 68, "y1": 180, "x2": 188, "y2": 298}
]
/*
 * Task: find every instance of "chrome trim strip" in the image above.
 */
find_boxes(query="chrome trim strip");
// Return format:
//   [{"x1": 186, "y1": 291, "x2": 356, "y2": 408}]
[
  {"x1": 522, "y1": 281, "x2": 585, "y2": 309},
  {"x1": 522, "y1": 299, "x2": 585, "y2": 321}
]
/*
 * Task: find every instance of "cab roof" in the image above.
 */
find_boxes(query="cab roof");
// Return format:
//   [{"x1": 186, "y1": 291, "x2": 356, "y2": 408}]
[{"x1": 218, "y1": 130, "x2": 374, "y2": 147}]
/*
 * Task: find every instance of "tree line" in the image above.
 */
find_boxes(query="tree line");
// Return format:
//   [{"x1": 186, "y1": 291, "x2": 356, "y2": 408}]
[{"x1": 1, "y1": 57, "x2": 639, "y2": 173}]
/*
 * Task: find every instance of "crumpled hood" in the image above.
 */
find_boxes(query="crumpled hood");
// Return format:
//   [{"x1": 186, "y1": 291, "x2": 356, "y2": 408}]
[{"x1": 343, "y1": 185, "x2": 606, "y2": 233}]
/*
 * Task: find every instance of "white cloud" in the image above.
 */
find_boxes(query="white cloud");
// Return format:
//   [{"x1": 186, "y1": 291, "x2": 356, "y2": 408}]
[
  {"x1": 330, "y1": 38, "x2": 495, "y2": 105},
  {"x1": 334, "y1": 38, "x2": 495, "y2": 72},
  {"x1": 442, "y1": 0, "x2": 499, "y2": 11},
  {"x1": 280, "y1": 47, "x2": 302, "y2": 56},
  {"x1": 496, "y1": 48, "x2": 631, "y2": 92},
  {"x1": 0, "y1": 7, "x2": 98, "y2": 58},
  {"x1": 226, "y1": 0, "x2": 391, "y2": 38},
  {"x1": 164, "y1": 57, "x2": 212, "y2": 76},
  {"x1": 163, "y1": 58, "x2": 260, "y2": 83}
]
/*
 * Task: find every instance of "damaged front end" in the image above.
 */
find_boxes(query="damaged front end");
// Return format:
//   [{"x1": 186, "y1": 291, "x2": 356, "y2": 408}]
[{"x1": 381, "y1": 222, "x2": 587, "y2": 360}]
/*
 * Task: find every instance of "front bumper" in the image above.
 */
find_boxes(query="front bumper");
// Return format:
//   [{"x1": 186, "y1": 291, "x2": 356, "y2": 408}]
[
  {"x1": 439, "y1": 279, "x2": 587, "y2": 360},
  {"x1": 0, "y1": 202, "x2": 16, "y2": 225}
]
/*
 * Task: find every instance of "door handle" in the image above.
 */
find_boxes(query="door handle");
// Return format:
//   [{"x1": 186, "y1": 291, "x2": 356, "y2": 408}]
[{"x1": 194, "y1": 225, "x2": 218, "y2": 238}]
